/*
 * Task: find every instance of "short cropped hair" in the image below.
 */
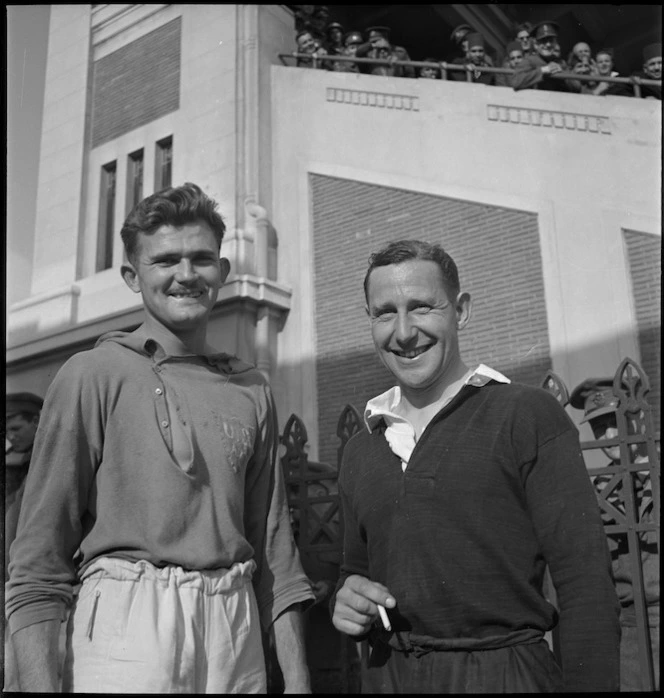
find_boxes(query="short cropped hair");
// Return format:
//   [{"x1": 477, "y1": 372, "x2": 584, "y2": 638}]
[
  {"x1": 296, "y1": 30, "x2": 314, "y2": 44},
  {"x1": 363, "y1": 239, "x2": 461, "y2": 302},
  {"x1": 120, "y1": 182, "x2": 226, "y2": 263}
]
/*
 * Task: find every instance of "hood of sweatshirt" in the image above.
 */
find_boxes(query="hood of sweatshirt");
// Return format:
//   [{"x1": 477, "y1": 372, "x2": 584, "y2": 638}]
[{"x1": 95, "y1": 328, "x2": 256, "y2": 375}]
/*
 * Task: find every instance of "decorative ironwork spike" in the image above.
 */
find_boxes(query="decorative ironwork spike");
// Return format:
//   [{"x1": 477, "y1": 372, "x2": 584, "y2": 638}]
[
  {"x1": 614, "y1": 357, "x2": 651, "y2": 413},
  {"x1": 539, "y1": 369, "x2": 570, "y2": 407}
]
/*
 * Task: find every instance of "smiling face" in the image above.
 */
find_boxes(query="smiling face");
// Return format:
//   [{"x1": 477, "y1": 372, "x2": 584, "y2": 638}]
[
  {"x1": 536, "y1": 35, "x2": 560, "y2": 59},
  {"x1": 297, "y1": 32, "x2": 317, "y2": 54},
  {"x1": 468, "y1": 45, "x2": 485, "y2": 64},
  {"x1": 121, "y1": 221, "x2": 229, "y2": 352},
  {"x1": 596, "y1": 51, "x2": 613, "y2": 75},
  {"x1": 366, "y1": 260, "x2": 471, "y2": 407},
  {"x1": 644, "y1": 55, "x2": 662, "y2": 79}
]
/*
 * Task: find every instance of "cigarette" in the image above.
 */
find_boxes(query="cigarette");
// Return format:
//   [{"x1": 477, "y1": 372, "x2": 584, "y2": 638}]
[{"x1": 377, "y1": 604, "x2": 391, "y2": 631}]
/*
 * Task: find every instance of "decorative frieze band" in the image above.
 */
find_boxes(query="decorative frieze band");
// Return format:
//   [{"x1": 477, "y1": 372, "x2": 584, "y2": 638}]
[
  {"x1": 487, "y1": 104, "x2": 611, "y2": 134},
  {"x1": 326, "y1": 87, "x2": 419, "y2": 111}
]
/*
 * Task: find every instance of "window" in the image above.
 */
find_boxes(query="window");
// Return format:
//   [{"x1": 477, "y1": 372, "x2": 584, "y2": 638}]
[
  {"x1": 155, "y1": 136, "x2": 173, "y2": 191},
  {"x1": 97, "y1": 161, "x2": 116, "y2": 271},
  {"x1": 126, "y1": 149, "x2": 144, "y2": 215}
]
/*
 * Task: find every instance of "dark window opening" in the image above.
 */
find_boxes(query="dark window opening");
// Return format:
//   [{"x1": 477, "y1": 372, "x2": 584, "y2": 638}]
[
  {"x1": 126, "y1": 149, "x2": 144, "y2": 215},
  {"x1": 155, "y1": 136, "x2": 173, "y2": 191},
  {"x1": 97, "y1": 161, "x2": 117, "y2": 272}
]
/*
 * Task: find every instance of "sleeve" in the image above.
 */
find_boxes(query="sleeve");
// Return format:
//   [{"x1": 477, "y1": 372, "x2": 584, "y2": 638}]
[
  {"x1": 245, "y1": 383, "x2": 314, "y2": 630},
  {"x1": 495, "y1": 57, "x2": 512, "y2": 87},
  {"x1": 519, "y1": 396, "x2": 621, "y2": 692},
  {"x1": 512, "y1": 55, "x2": 544, "y2": 90},
  {"x1": 6, "y1": 356, "x2": 104, "y2": 634},
  {"x1": 330, "y1": 437, "x2": 371, "y2": 612},
  {"x1": 449, "y1": 57, "x2": 468, "y2": 81}
]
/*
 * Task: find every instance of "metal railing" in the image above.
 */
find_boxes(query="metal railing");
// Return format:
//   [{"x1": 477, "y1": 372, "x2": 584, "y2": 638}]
[
  {"x1": 279, "y1": 52, "x2": 662, "y2": 98},
  {"x1": 541, "y1": 358, "x2": 660, "y2": 692},
  {"x1": 281, "y1": 358, "x2": 659, "y2": 692}
]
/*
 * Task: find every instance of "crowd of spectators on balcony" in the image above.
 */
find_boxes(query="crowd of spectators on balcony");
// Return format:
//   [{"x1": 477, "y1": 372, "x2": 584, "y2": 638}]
[{"x1": 289, "y1": 6, "x2": 661, "y2": 100}]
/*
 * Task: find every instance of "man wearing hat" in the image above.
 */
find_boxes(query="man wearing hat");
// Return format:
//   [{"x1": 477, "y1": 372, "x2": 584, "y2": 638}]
[
  {"x1": 330, "y1": 30, "x2": 363, "y2": 73},
  {"x1": 324, "y1": 21, "x2": 344, "y2": 55},
  {"x1": 450, "y1": 32, "x2": 495, "y2": 84},
  {"x1": 571, "y1": 378, "x2": 659, "y2": 691},
  {"x1": 356, "y1": 26, "x2": 415, "y2": 78},
  {"x1": 5, "y1": 393, "x2": 43, "y2": 565},
  {"x1": 631, "y1": 42, "x2": 662, "y2": 100},
  {"x1": 4, "y1": 394, "x2": 44, "y2": 698},
  {"x1": 496, "y1": 40, "x2": 525, "y2": 87},
  {"x1": 448, "y1": 23, "x2": 472, "y2": 62},
  {"x1": 512, "y1": 20, "x2": 574, "y2": 92},
  {"x1": 447, "y1": 23, "x2": 494, "y2": 67}
]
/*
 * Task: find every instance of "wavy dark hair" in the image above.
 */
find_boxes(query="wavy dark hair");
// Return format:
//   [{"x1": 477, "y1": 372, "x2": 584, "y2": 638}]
[
  {"x1": 363, "y1": 239, "x2": 461, "y2": 302},
  {"x1": 120, "y1": 182, "x2": 226, "y2": 263}
]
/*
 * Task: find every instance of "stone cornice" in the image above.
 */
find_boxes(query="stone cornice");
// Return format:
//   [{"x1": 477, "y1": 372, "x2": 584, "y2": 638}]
[{"x1": 6, "y1": 275, "x2": 292, "y2": 366}]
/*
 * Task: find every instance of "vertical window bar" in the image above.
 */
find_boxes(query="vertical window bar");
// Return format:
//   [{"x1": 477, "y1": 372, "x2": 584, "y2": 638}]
[
  {"x1": 126, "y1": 149, "x2": 144, "y2": 215},
  {"x1": 155, "y1": 136, "x2": 173, "y2": 191},
  {"x1": 97, "y1": 161, "x2": 116, "y2": 272}
]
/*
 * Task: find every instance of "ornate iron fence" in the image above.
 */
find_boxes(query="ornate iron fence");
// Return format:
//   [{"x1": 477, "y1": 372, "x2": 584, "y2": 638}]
[
  {"x1": 541, "y1": 357, "x2": 660, "y2": 691},
  {"x1": 281, "y1": 358, "x2": 659, "y2": 691}
]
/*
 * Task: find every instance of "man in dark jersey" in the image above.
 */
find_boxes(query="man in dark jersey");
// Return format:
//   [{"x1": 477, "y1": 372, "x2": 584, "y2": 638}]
[{"x1": 331, "y1": 239, "x2": 620, "y2": 692}]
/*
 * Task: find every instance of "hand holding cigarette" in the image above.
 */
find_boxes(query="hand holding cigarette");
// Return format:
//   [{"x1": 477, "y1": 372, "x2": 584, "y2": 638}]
[
  {"x1": 332, "y1": 574, "x2": 396, "y2": 637},
  {"x1": 377, "y1": 604, "x2": 392, "y2": 631}
]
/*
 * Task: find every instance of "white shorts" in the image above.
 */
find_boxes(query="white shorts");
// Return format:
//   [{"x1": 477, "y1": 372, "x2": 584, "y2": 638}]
[{"x1": 62, "y1": 557, "x2": 267, "y2": 694}]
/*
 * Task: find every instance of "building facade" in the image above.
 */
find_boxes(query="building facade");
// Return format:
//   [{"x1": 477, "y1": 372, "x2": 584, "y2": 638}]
[{"x1": 7, "y1": 4, "x2": 662, "y2": 463}]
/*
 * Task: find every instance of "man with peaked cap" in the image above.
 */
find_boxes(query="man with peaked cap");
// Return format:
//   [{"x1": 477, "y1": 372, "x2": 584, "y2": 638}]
[
  {"x1": 631, "y1": 42, "x2": 662, "y2": 99},
  {"x1": 450, "y1": 31, "x2": 495, "y2": 84},
  {"x1": 4, "y1": 392, "x2": 44, "y2": 692},
  {"x1": 512, "y1": 20, "x2": 574, "y2": 92},
  {"x1": 331, "y1": 30, "x2": 363, "y2": 73},
  {"x1": 448, "y1": 23, "x2": 472, "y2": 61},
  {"x1": 325, "y1": 21, "x2": 345, "y2": 55},
  {"x1": 356, "y1": 25, "x2": 415, "y2": 78},
  {"x1": 570, "y1": 377, "x2": 660, "y2": 691},
  {"x1": 5, "y1": 392, "x2": 44, "y2": 570}
]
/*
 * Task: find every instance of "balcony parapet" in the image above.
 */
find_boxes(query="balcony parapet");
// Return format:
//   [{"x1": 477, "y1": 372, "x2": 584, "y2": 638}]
[{"x1": 280, "y1": 53, "x2": 662, "y2": 98}]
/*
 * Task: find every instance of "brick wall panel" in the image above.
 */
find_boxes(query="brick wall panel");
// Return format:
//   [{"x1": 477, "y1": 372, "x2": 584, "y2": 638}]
[
  {"x1": 311, "y1": 175, "x2": 552, "y2": 465},
  {"x1": 623, "y1": 229, "x2": 661, "y2": 423},
  {"x1": 92, "y1": 17, "x2": 181, "y2": 148}
]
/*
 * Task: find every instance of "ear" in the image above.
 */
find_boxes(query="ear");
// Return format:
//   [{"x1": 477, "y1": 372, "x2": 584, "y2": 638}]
[
  {"x1": 121, "y1": 262, "x2": 141, "y2": 294},
  {"x1": 455, "y1": 292, "x2": 472, "y2": 330},
  {"x1": 219, "y1": 257, "x2": 231, "y2": 284}
]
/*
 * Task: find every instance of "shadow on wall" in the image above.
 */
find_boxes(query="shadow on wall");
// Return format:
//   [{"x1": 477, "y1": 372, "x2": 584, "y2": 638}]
[{"x1": 313, "y1": 328, "x2": 661, "y2": 468}]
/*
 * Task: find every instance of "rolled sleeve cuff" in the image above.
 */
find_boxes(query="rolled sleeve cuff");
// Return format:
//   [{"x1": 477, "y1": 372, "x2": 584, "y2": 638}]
[
  {"x1": 258, "y1": 575, "x2": 315, "y2": 630},
  {"x1": 7, "y1": 600, "x2": 68, "y2": 636}
]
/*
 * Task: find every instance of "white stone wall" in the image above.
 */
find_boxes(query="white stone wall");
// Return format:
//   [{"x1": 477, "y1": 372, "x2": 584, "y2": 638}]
[{"x1": 270, "y1": 67, "x2": 661, "y2": 455}]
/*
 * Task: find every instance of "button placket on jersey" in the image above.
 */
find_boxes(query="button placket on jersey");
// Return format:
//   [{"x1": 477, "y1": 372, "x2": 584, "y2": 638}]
[{"x1": 152, "y1": 366, "x2": 173, "y2": 451}]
